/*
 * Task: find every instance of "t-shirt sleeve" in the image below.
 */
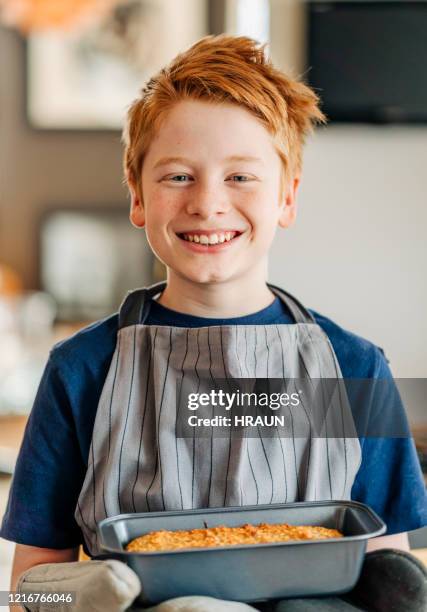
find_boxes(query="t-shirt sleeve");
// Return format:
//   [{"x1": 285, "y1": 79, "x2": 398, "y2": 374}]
[
  {"x1": 0, "y1": 352, "x2": 86, "y2": 549},
  {"x1": 352, "y1": 437, "x2": 427, "y2": 534},
  {"x1": 350, "y1": 348, "x2": 427, "y2": 534}
]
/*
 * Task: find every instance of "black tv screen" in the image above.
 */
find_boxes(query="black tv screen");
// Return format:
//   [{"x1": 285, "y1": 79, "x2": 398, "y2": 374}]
[{"x1": 307, "y1": 1, "x2": 427, "y2": 123}]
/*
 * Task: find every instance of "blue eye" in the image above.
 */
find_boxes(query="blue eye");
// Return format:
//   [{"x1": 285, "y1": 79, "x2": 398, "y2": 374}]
[
  {"x1": 170, "y1": 175, "x2": 190, "y2": 182},
  {"x1": 229, "y1": 175, "x2": 250, "y2": 182}
]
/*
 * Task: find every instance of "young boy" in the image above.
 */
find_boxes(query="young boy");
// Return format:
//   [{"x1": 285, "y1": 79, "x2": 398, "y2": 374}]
[{"x1": 2, "y1": 35, "x2": 426, "y2": 610}]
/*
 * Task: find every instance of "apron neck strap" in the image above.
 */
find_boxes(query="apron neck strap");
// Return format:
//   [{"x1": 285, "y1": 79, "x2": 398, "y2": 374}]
[
  {"x1": 267, "y1": 283, "x2": 316, "y2": 324},
  {"x1": 119, "y1": 281, "x2": 167, "y2": 328},
  {"x1": 119, "y1": 281, "x2": 315, "y2": 328}
]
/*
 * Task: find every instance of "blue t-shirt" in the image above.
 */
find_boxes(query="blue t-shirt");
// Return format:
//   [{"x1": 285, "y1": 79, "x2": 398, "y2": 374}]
[{"x1": 1, "y1": 295, "x2": 426, "y2": 551}]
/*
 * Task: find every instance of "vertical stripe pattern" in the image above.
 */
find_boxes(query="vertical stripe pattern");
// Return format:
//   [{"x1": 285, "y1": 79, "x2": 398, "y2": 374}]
[{"x1": 75, "y1": 289, "x2": 361, "y2": 556}]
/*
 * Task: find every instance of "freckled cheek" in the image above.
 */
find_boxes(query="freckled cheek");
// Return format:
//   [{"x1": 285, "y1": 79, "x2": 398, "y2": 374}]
[{"x1": 145, "y1": 191, "x2": 182, "y2": 233}]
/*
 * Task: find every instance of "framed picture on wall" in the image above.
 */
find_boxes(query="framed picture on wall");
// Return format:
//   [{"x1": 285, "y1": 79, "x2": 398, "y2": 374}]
[
  {"x1": 38, "y1": 207, "x2": 162, "y2": 321},
  {"x1": 26, "y1": 0, "x2": 207, "y2": 129}
]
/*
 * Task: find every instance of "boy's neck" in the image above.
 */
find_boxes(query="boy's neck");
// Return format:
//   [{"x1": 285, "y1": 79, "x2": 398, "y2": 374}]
[{"x1": 156, "y1": 273, "x2": 276, "y2": 319}]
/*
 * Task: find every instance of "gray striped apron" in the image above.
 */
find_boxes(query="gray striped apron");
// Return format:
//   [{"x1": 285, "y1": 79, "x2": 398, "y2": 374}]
[{"x1": 75, "y1": 281, "x2": 361, "y2": 556}]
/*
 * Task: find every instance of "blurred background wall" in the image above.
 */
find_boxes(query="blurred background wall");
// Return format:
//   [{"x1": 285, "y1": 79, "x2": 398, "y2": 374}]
[{"x1": 0, "y1": 26, "x2": 126, "y2": 287}]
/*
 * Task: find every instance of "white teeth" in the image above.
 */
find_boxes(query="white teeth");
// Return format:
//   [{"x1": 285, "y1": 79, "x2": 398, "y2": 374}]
[{"x1": 182, "y1": 231, "x2": 239, "y2": 244}]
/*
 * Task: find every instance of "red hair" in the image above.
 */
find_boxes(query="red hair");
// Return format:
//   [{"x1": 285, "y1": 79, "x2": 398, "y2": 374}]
[{"x1": 123, "y1": 34, "x2": 325, "y2": 194}]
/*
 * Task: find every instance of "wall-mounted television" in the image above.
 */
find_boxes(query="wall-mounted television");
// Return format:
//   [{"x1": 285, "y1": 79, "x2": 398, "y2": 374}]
[{"x1": 306, "y1": 1, "x2": 427, "y2": 123}]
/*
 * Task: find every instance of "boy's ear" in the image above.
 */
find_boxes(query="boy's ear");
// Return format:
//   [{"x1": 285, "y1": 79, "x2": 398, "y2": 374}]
[
  {"x1": 278, "y1": 176, "x2": 300, "y2": 229},
  {"x1": 128, "y1": 176, "x2": 145, "y2": 229}
]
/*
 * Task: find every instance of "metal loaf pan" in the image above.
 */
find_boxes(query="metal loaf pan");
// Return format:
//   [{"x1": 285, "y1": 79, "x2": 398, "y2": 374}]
[{"x1": 96, "y1": 500, "x2": 386, "y2": 606}]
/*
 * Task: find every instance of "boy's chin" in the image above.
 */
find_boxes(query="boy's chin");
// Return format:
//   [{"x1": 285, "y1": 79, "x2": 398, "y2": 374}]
[{"x1": 173, "y1": 266, "x2": 236, "y2": 285}]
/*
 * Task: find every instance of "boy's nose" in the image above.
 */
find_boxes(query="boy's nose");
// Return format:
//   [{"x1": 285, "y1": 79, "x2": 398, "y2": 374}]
[{"x1": 185, "y1": 186, "x2": 230, "y2": 218}]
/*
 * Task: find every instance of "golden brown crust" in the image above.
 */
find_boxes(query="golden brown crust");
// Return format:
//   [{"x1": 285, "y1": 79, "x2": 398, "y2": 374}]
[{"x1": 126, "y1": 522, "x2": 343, "y2": 552}]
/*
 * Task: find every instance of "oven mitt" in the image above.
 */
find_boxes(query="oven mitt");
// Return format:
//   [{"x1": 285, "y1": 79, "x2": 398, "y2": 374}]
[
  {"x1": 345, "y1": 548, "x2": 427, "y2": 612},
  {"x1": 274, "y1": 549, "x2": 427, "y2": 612},
  {"x1": 17, "y1": 559, "x2": 141, "y2": 612}
]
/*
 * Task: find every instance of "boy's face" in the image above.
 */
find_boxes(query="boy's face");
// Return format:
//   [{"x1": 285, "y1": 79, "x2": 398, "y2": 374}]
[{"x1": 129, "y1": 99, "x2": 299, "y2": 286}]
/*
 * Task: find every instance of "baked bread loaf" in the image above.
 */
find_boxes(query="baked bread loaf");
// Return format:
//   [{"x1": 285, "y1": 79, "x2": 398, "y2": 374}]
[{"x1": 126, "y1": 522, "x2": 343, "y2": 552}]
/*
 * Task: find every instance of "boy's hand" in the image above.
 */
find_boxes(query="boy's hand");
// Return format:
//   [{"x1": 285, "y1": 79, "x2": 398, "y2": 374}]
[
  {"x1": 366, "y1": 532, "x2": 409, "y2": 552},
  {"x1": 16, "y1": 559, "x2": 141, "y2": 612}
]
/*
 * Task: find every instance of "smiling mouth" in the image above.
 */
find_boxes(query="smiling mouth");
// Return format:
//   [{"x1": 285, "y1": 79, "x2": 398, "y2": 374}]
[{"x1": 176, "y1": 231, "x2": 242, "y2": 245}]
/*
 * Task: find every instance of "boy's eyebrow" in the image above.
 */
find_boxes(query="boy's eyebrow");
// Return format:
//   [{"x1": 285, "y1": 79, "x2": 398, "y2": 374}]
[
  {"x1": 152, "y1": 155, "x2": 264, "y2": 169},
  {"x1": 153, "y1": 156, "x2": 193, "y2": 169},
  {"x1": 226, "y1": 155, "x2": 264, "y2": 165}
]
